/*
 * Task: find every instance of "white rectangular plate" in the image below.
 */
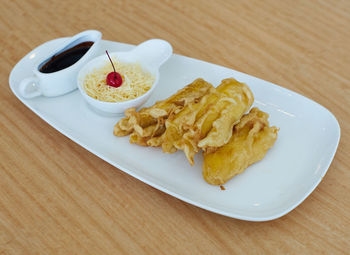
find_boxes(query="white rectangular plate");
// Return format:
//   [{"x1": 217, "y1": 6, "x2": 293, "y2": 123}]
[{"x1": 9, "y1": 38, "x2": 340, "y2": 221}]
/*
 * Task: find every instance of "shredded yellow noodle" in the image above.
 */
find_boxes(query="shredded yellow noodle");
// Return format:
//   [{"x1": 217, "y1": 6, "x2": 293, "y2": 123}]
[{"x1": 83, "y1": 58, "x2": 155, "y2": 102}]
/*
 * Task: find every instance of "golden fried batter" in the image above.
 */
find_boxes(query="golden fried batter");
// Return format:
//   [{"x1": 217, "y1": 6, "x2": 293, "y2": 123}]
[
  {"x1": 113, "y1": 78, "x2": 279, "y2": 186},
  {"x1": 203, "y1": 108, "x2": 278, "y2": 185},
  {"x1": 198, "y1": 79, "x2": 254, "y2": 150},
  {"x1": 160, "y1": 86, "x2": 218, "y2": 154},
  {"x1": 163, "y1": 78, "x2": 253, "y2": 165},
  {"x1": 113, "y1": 79, "x2": 213, "y2": 138}
]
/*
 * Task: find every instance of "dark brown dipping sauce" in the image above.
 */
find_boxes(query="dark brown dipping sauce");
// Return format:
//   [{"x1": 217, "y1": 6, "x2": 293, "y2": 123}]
[{"x1": 39, "y1": 41, "x2": 94, "y2": 73}]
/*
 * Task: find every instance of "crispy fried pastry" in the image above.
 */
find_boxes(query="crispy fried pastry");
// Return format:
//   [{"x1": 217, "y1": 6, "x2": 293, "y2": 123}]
[
  {"x1": 163, "y1": 78, "x2": 254, "y2": 165},
  {"x1": 203, "y1": 107, "x2": 278, "y2": 185},
  {"x1": 197, "y1": 79, "x2": 254, "y2": 151},
  {"x1": 113, "y1": 78, "x2": 279, "y2": 186},
  {"x1": 160, "y1": 86, "x2": 218, "y2": 154},
  {"x1": 113, "y1": 78, "x2": 213, "y2": 140}
]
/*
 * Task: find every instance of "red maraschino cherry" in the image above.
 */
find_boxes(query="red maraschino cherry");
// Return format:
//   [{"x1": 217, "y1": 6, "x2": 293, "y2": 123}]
[{"x1": 105, "y1": 50, "x2": 123, "y2": 87}]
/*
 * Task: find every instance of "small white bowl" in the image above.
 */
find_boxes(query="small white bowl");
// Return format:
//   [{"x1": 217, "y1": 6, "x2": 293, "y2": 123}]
[{"x1": 77, "y1": 39, "x2": 172, "y2": 115}]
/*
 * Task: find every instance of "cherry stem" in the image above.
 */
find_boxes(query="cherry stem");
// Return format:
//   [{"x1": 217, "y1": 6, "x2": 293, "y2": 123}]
[{"x1": 106, "y1": 50, "x2": 117, "y2": 79}]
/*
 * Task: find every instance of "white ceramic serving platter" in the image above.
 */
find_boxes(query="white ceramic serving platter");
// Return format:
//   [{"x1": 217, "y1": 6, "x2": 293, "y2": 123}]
[{"x1": 9, "y1": 37, "x2": 340, "y2": 221}]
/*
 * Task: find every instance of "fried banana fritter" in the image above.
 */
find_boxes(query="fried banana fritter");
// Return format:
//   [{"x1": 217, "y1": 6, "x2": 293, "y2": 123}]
[
  {"x1": 113, "y1": 78, "x2": 213, "y2": 138},
  {"x1": 162, "y1": 78, "x2": 253, "y2": 165},
  {"x1": 160, "y1": 86, "x2": 218, "y2": 154},
  {"x1": 203, "y1": 107, "x2": 278, "y2": 185},
  {"x1": 113, "y1": 78, "x2": 279, "y2": 186}
]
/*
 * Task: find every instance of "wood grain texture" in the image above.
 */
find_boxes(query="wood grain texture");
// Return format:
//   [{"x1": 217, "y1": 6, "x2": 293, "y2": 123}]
[{"x1": 1, "y1": 0, "x2": 349, "y2": 254}]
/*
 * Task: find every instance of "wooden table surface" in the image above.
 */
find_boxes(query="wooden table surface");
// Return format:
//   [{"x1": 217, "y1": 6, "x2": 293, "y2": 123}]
[{"x1": 1, "y1": 0, "x2": 349, "y2": 254}]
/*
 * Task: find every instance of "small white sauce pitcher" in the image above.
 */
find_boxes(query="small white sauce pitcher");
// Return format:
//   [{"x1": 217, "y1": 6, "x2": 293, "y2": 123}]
[{"x1": 19, "y1": 30, "x2": 102, "y2": 98}]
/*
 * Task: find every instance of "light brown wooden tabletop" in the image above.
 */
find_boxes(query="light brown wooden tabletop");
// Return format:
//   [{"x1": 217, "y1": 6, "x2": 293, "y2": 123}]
[{"x1": 1, "y1": 0, "x2": 349, "y2": 254}]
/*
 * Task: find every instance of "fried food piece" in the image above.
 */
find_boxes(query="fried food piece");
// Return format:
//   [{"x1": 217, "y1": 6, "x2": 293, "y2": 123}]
[
  {"x1": 113, "y1": 79, "x2": 213, "y2": 137},
  {"x1": 147, "y1": 136, "x2": 165, "y2": 148},
  {"x1": 129, "y1": 121, "x2": 166, "y2": 147},
  {"x1": 203, "y1": 107, "x2": 278, "y2": 185},
  {"x1": 197, "y1": 79, "x2": 254, "y2": 151},
  {"x1": 129, "y1": 132, "x2": 149, "y2": 146},
  {"x1": 162, "y1": 78, "x2": 254, "y2": 165},
  {"x1": 160, "y1": 86, "x2": 217, "y2": 154}
]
